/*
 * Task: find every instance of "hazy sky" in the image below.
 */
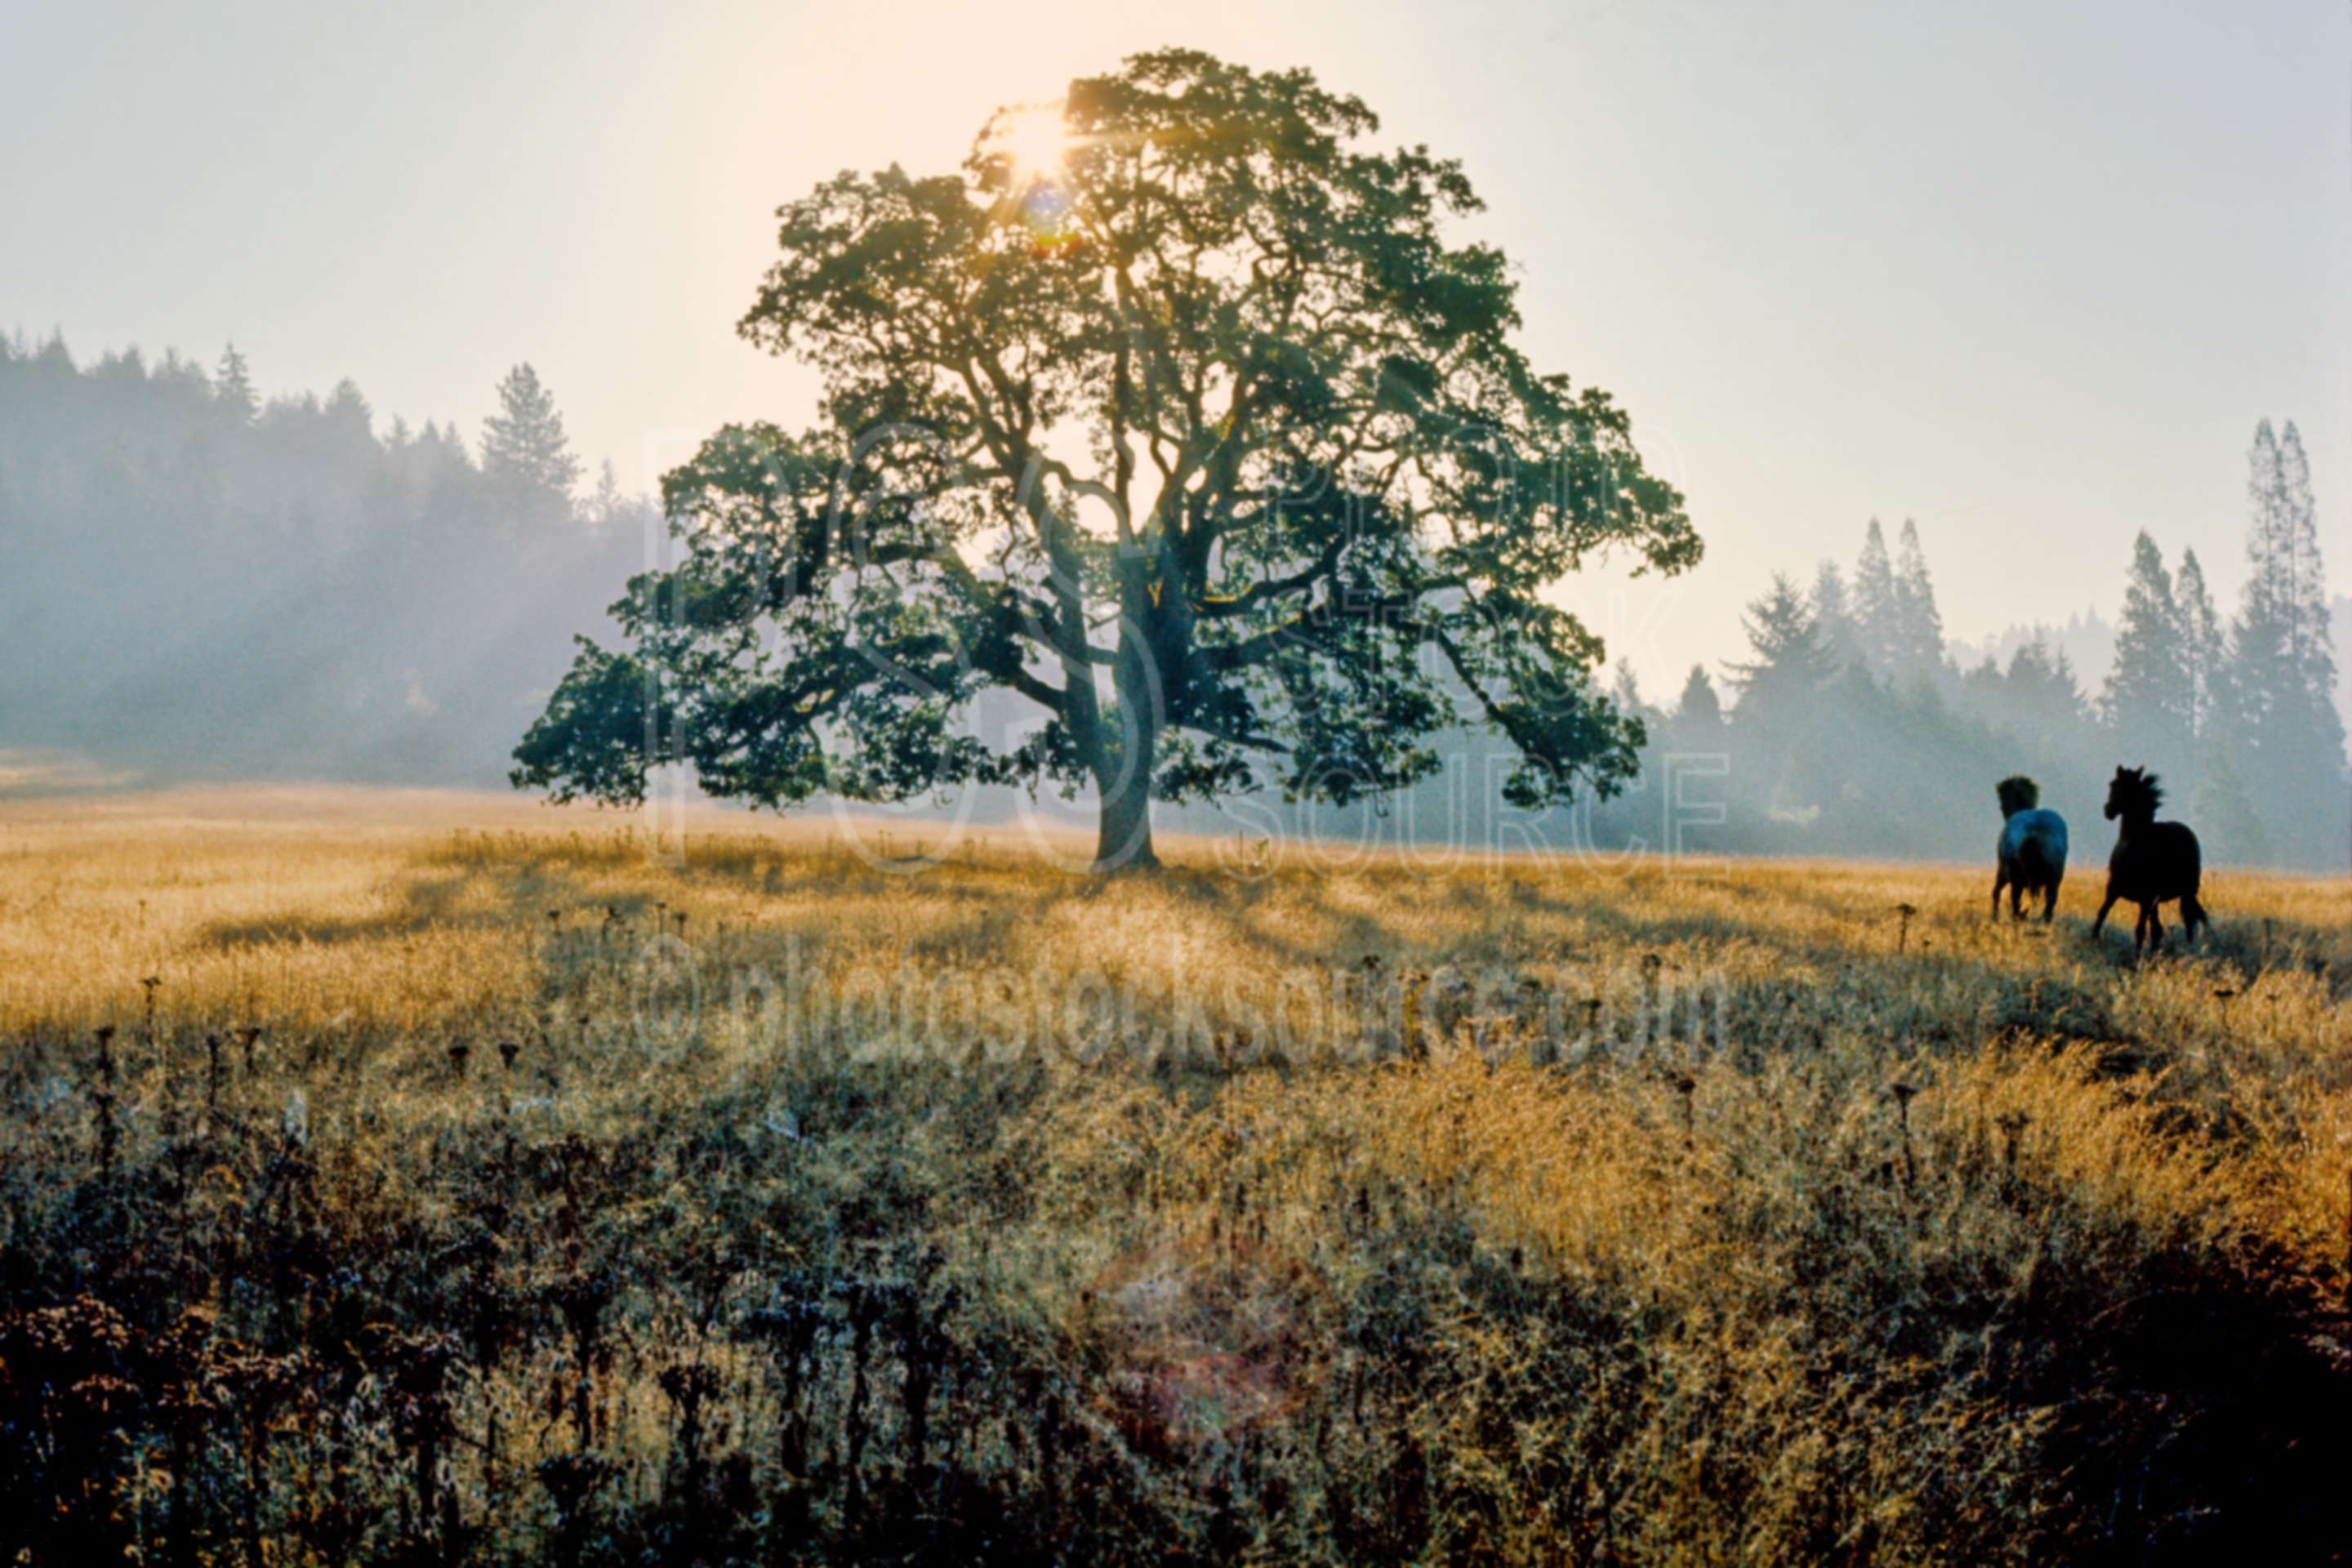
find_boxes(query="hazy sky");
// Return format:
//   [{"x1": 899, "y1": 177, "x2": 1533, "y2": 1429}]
[{"x1": 6, "y1": 0, "x2": 2345, "y2": 695}]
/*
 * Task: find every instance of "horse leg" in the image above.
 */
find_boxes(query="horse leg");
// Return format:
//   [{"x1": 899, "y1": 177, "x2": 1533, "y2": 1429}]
[
  {"x1": 2146, "y1": 905, "x2": 2165, "y2": 955},
  {"x1": 1990, "y1": 872, "x2": 2004, "y2": 921},
  {"x1": 2132, "y1": 904, "x2": 2149, "y2": 957},
  {"x1": 2091, "y1": 891, "x2": 2118, "y2": 941},
  {"x1": 2042, "y1": 876, "x2": 2060, "y2": 924},
  {"x1": 2010, "y1": 882, "x2": 2026, "y2": 919},
  {"x1": 2181, "y1": 893, "x2": 2207, "y2": 944}
]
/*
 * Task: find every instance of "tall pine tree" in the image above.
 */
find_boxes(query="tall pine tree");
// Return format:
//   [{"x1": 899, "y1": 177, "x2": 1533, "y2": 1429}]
[
  {"x1": 2174, "y1": 546, "x2": 2226, "y2": 743},
  {"x1": 2100, "y1": 532, "x2": 2194, "y2": 773},
  {"x1": 1851, "y1": 519, "x2": 1904, "y2": 677},
  {"x1": 2004, "y1": 637, "x2": 2087, "y2": 754},
  {"x1": 2235, "y1": 420, "x2": 2296, "y2": 733},
  {"x1": 1892, "y1": 519, "x2": 1946, "y2": 679},
  {"x1": 1727, "y1": 574, "x2": 1833, "y2": 728},
  {"x1": 2274, "y1": 421, "x2": 2336, "y2": 695},
  {"x1": 480, "y1": 363, "x2": 581, "y2": 523},
  {"x1": 1674, "y1": 664, "x2": 1725, "y2": 733},
  {"x1": 588, "y1": 458, "x2": 626, "y2": 532},
  {"x1": 1726, "y1": 574, "x2": 1833, "y2": 819},
  {"x1": 1609, "y1": 662, "x2": 1662, "y2": 741},
  {"x1": 1810, "y1": 559, "x2": 1860, "y2": 671},
  {"x1": 2230, "y1": 420, "x2": 2349, "y2": 865},
  {"x1": 215, "y1": 343, "x2": 256, "y2": 425}
]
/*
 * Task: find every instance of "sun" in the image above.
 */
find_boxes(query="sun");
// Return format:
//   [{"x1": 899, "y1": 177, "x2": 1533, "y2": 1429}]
[{"x1": 995, "y1": 102, "x2": 1075, "y2": 185}]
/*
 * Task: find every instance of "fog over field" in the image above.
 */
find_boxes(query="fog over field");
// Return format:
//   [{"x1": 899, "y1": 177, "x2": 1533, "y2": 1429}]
[{"x1": 3, "y1": 336, "x2": 2344, "y2": 868}]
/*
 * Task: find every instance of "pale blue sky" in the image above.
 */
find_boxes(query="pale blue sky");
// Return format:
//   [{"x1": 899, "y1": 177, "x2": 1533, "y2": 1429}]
[{"x1": 5, "y1": 0, "x2": 2345, "y2": 694}]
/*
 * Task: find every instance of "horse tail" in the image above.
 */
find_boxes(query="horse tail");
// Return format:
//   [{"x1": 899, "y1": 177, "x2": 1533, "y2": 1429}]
[
  {"x1": 2009, "y1": 812, "x2": 2066, "y2": 882},
  {"x1": 2016, "y1": 834, "x2": 2058, "y2": 880}
]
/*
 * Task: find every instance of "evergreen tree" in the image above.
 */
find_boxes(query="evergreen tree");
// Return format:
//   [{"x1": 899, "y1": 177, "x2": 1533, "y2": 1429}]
[
  {"x1": 1958, "y1": 653, "x2": 2005, "y2": 715},
  {"x1": 2275, "y1": 421, "x2": 2337, "y2": 697},
  {"x1": 1810, "y1": 559, "x2": 1860, "y2": 670},
  {"x1": 1725, "y1": 574, "x2": 1833, "y2": 822},
  {"x1": 2230, "y1": 423, "x2": 2342, "y2": 865},
  {"x1": 2100, "y1": 532, "x2": 2194, "y2": 771},
  {"x1": 325, "y1": 378, "x2": 373, "y2": 440},
  {"x1": 1610, "y1": 661, "x2": 1654, "y2": 726},
  {"x1": 2189, "y1": 750, "x2": 2271, "y2": 866},
  {"x1": 412, "y1": 420, "x2": 476, "y2": 483},
  {"x1": 1893, "y1": 519, "x2": 1946, "y2": 676},
  {"x1": 215, "y1": 342, "x2": 256, "y2": 425},
  {"x1": 2230, "y1": 419, "x2": 2349, "y2": 865},
  {"x1": 1851, "y1": 519, "x2": 1903, "y2": 676},
  {"x1": 589, "y1": 458, "x2": 626, "y2": 531},
  {"x1": 155, "y1": 347, "x2": 209, "y2": 401},
  {"x1": 480, "y1": 363, "x2": 581, "y2": 518},
  {"x1": 1606, "y1": 662, "x2": 1664, "y2": 768},
  {"x1": 2235, "y1": 420, "x2": 2296, "y2": 736},
  {"x1": 1674, "y1": 663, "x2": 1724, "y2": 733},
  {"x1": 2005, "y1": 637, "x2": 2087, "y2": 742},
  {"x1": 2174, "y1": 546, "x2": 2226, "y2": 742},
  {"x1": 1727, "y1": 574, "x2": 1832, "y2": 727},
  {"x1": 2049, "y1": 646, "x2": 2086, "y2": 710}
]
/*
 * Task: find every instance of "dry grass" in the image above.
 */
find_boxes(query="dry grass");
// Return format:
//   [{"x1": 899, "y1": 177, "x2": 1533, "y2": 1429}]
[{"x1": 1, "y1": 789, "x2": 2346, "y2": 1565}]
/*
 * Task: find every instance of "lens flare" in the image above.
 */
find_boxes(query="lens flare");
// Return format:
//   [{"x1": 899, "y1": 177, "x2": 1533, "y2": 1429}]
[
  {"x1": 994, "y1": 104, "x2": 1085, "y2": 256},
  {"x1": 997, "y1": 104, "x2": 1073, "y2": 185}
]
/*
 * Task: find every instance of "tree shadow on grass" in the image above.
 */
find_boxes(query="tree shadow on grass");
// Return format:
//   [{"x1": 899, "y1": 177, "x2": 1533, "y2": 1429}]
[{"x1": 194, "y1": 857, "x2": 607, "y2": 951}]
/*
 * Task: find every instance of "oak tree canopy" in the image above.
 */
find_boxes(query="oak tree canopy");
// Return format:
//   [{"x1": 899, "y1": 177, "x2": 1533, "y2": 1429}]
[{"x1": 512, "y1": 49, "x2": 1700, "y2": 866}]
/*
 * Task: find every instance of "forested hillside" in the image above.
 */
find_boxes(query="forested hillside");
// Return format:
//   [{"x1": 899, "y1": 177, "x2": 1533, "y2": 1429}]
[{"x1": 0, "y1": 335, "x2": 645, "y2": 787}]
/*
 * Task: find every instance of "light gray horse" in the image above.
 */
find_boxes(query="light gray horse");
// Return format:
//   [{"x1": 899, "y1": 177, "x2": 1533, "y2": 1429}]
[{"x1": 1991, "y1": 775, "x2": 2067, "y2": 921}]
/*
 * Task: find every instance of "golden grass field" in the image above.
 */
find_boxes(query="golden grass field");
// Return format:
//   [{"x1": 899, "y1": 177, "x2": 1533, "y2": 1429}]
[{"x1": 1, "y1": 788, "x2": 2346, "y2": 1565}]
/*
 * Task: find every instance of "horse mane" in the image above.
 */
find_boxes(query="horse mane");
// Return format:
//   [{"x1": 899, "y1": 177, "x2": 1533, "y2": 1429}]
[
  {"x1": 2111, "y1": 766, "x2": 2163, "y2": 820},
  {"x1": 1995, "y1": 775, "x2": 2039, "y2": 817}
]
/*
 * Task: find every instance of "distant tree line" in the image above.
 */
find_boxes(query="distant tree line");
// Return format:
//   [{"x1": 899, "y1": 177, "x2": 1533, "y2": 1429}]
[
  {"x1": 3, "y1": 336, "x2": 2341, "y2": 868},
  {"x1": 0, "y1": 335, "x2": 647, "y2": 786},
  {"x1": 1621, "y1": 421, "x2": 2345, "y2": 869},
  {"x1": 1177, "y1": 424, "x2": 2345, "y2": 871}
]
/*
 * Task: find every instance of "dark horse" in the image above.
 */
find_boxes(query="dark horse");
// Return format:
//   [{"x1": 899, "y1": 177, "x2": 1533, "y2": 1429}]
[
  {"x1": 1990, "y1": 775, "x2": 2067, "y2": 920},
  {"x1": 2090, "y1": 765, "x2": 2207, "y2": 956}
]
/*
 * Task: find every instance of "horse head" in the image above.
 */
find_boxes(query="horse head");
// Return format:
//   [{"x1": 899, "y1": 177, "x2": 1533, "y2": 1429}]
[{"x1": 2104, "y1": 765, "x2": 2162, "y2": 823}]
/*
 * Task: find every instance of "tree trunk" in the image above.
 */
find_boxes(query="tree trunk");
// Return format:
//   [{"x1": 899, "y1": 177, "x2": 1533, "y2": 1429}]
[
  {"x1": 1092, "y1": 572, "x2": 1167, "y2": 872},
  {"x1": 1093, "y1": 731, "x2": 1159, "y2": 871}
]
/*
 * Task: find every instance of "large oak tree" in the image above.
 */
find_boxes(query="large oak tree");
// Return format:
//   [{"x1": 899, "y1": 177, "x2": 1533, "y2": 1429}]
[{"x1": 513, "y1": 50, "x2": 1699, "y2": 866}]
